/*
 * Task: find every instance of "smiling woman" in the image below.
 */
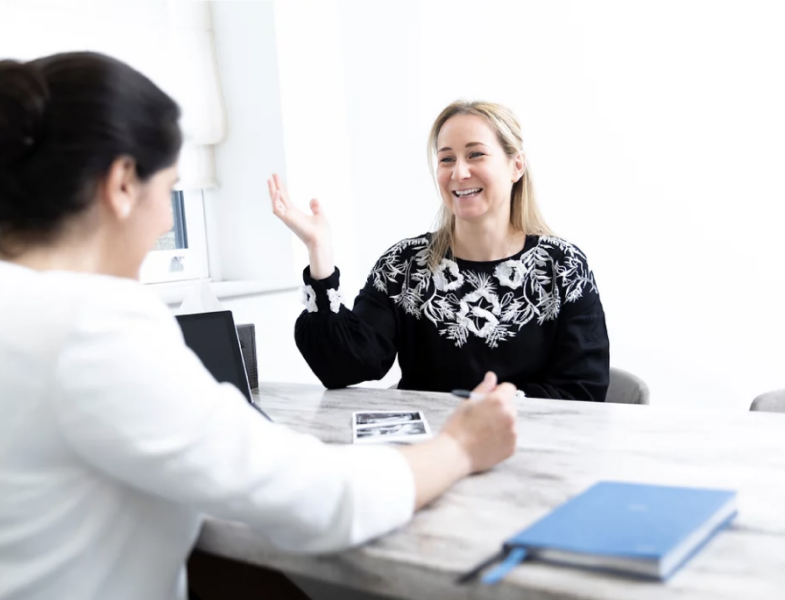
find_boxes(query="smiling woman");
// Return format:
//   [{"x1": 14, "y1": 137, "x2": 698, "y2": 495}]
[
  {"x1": 428, "y1": 102, "x2": 553, "y2": 269},
  {"x1": 270, "y1": 100, "x2": 610, "y2": 401}
]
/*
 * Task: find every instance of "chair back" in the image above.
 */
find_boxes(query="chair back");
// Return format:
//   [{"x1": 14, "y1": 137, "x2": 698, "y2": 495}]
[
  {"x1": 236, "y1": 323, "x2": 257, "y2": 389},
  {"x1": 606, "y1": 367, "x2": 650, "y2": 405},
  {"x1": 749, "y1": 390, "x2": 785, "y2": 413}
]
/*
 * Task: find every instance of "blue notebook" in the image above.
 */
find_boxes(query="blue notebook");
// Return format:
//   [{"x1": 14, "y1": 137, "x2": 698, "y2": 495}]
[{"x1": 479, "y1": 481, "x2": 737, "y2": 584}]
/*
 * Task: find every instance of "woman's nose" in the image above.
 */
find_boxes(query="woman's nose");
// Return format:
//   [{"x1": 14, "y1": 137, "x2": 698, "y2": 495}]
[{"x1": 452, "y1": 160, "x2": 470, "y2": 181}]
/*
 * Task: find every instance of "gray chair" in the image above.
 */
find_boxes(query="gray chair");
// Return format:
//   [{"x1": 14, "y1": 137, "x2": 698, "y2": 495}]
[
  {"x1": 236, "y1": 323, "x2": 258, "y2": 389},
  {"x1": 750, "y1": 389, "x2": 785, "y2": 413},
  {"x1": 605, "y1": 367, "x2": 650, "y2": 405}
]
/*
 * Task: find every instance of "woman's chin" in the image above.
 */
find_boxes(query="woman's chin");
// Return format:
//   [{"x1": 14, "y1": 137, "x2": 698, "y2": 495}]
[{"x1": 452, "y1": 206, "x2": 488, "y2": 222}]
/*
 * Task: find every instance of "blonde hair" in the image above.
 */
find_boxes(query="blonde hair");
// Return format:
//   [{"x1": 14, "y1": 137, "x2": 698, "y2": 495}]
[{"x1": 427, "y1": 100, "x2": 553, "y2": 269}]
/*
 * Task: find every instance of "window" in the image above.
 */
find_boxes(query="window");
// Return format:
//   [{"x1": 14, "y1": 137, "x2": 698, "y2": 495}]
[
  {"x1": 0, "y1": 0, "x2": 223, "y2": 287},
  {"x1": 153, "y1": 191, "x2": 189, "y2": 252},
  {"x1": 140, "y1": 190, "x2": 210, "y2": 284}
]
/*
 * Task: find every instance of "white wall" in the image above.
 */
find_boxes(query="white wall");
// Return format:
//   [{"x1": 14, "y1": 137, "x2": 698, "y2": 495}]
[
  {"x1": 273, "y1": 1, "x2": 361, "y2": 291},
  {"x1": 206, "y1": 0, "x2": 296, "y2": 285},
  {"x1": 201, "y1": 1, "x2": 401, "y2": 389},
  {"x1": 217, "y1": 290, "x2": 316, "y2": 385},
  {"x1": 209, "y1": 1, "x2": 785, "y2": 408}
]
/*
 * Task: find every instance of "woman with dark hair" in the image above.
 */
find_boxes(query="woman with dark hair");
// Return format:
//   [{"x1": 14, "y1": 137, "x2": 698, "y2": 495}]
[{"x1": 0, "y1": 53, "x2": 518, "y2": 600}]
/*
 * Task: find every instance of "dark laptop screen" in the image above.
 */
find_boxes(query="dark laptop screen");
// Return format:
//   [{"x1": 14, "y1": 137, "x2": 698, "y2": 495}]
[
  {"x1": 175, "y1": 311, "x2": 271, "y2": 422},
  {"x1": 176, "y1": 310, "x2": 251, "y2": 401}
]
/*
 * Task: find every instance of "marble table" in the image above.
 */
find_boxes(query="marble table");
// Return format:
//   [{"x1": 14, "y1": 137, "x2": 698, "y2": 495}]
[{"x1": 196, "y1": 383, "x2": 785, "y2": 600}]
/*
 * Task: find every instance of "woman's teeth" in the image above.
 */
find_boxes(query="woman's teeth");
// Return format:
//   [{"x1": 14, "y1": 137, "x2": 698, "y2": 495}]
[{"x1": 453, "y1": 188, "x2": 482, "y2": 198}]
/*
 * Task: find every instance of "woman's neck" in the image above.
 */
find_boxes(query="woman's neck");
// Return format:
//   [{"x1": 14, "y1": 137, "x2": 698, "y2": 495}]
[
  {"x1": 2, "y1": 228, "x2": 108, "y2": 275},
  {"x1": 452, "y1": 220, "x2": 526, "y2": 262},
  {"x1": 5, "y1": 244, "x2": 102, "y2": 274}
]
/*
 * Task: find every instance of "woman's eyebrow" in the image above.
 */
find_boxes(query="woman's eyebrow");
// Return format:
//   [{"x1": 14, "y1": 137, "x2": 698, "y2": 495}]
[{"x1": 437, "y1": 142, "x2": 486, "y2": 153}]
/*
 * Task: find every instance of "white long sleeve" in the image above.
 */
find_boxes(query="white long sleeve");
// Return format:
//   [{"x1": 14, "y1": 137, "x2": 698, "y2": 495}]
[{"x1": 0, "y1": 263, "x2": 415, "y2": 600}]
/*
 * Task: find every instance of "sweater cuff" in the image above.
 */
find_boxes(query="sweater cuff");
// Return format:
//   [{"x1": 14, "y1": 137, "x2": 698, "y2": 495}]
[{"x1": 301, "y1": 266, "x2": 342, "y2": 314}]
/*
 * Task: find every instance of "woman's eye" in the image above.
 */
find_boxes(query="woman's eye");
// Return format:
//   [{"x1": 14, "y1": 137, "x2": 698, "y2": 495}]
[
  {"x1": 469, "y1": 152, "x2": 485, "y2": 159},
  {"x1": 439, "y1": 157, "x2": 454, "y2": 164}
]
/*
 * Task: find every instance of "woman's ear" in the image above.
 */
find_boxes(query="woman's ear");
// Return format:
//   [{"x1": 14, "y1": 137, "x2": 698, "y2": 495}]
[
  {"x1": 513, "y1": 152, "x2": 526, "y2": 183},
  {"x1": 100, "y1": 156, "x2": 139, "y2": 221}
]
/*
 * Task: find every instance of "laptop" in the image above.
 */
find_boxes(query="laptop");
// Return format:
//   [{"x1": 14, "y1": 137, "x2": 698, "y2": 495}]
[{"x1": 175, "y1": 310, "x2": 272, "y2": 421}]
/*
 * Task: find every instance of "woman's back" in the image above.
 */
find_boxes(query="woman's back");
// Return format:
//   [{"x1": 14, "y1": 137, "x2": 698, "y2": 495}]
[{"x1": 0, "y1": 263, "x2": 201, "y2": 600}]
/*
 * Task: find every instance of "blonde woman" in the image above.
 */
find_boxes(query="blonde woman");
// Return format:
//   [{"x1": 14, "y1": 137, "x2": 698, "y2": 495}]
[{"x1": 270, "y1": 101, "x2": 609, "y2": 401}]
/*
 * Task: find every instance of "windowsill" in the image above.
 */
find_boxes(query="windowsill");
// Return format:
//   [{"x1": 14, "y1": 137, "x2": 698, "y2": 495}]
[{"x1": 147, "y1": 278, "x2": 300, "y2": 305}]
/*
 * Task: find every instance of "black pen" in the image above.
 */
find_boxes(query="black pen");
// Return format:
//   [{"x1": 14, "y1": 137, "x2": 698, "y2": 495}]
[{"x1": 451, "y1": 389, "x2": 486, "y2": 401}]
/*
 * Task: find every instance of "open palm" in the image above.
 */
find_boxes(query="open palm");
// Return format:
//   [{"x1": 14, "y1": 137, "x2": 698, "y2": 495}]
[{"x1": 268, "y1": 173, "x2": 330, "y2": 249}]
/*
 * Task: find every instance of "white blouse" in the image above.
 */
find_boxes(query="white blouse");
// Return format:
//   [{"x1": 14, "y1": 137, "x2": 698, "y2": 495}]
[{"x1": 0, "y1": 262, "x2": 415, "y2": 600}]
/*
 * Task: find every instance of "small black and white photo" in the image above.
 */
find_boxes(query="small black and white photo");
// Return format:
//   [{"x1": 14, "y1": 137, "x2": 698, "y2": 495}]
[
  {"x1": 354, "y1": 411, "x2": 423, "y2": 426},
  {"x1": 352, "y1": 409, "x2": 431, "y2": 444},
  {"x1": 355, "y1": 421, "x2": 428, "y2": 440}
]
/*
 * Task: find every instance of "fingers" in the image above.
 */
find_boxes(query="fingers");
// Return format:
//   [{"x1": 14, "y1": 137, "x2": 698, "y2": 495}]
[
  {"x1": 472, "y1": 371, "x2": 498, "y2": 395},
  {"x1": 269, "y1": 174, "x2": 295, "y2": 221},
  {"x1": 268, "y1": 181, "x2": 283, "y2": 217},
  {"x1": 309, "y1": 198, "x2": 321, "y2": 216},
  {"x1": 272, "y1": 192, "x2": 287, "y2": 217},
  {"x1": 272, "y1": 173, "x2": 287, "y2": 202},
  {"x1": 269, "y1": 173, "x2": 290, "y2": 208},
  {"x1": 494, "y1": 382, "x2": 517, "y2": 400}
]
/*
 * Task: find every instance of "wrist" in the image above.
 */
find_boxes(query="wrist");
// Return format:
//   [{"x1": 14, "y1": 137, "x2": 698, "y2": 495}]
[
  {"x1": 307, "y1": 243, "x2": 335, "y2": 281},
  {"x1": 436, "y1": 432, "x2": 472, "y2": 478},
  {"x1": 306, "y1": 235, "x2": 331, "y2": 256}
]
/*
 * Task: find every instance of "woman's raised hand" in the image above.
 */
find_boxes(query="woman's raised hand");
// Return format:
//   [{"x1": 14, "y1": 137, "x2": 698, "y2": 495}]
[
  {"x1": 268, "y1": 173, "x2": 335, "y2": 279},
  {"x1": 268, "y1": 173, "x2": 331, "y2": 250}
]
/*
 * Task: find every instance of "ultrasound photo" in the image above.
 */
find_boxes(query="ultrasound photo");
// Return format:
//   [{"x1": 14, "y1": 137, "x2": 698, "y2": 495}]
[
  {"x1": 354, "y1": 411, "x2": 422, "y2": 426},
  {"x1": 355, "y1": 421, "x2": 428, "y2": 439}
]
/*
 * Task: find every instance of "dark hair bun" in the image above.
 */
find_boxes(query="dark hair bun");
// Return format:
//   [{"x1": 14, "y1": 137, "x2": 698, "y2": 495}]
[
  {"x1": 0, "y1": 52, "x2": 181, "y2": 239},
  {"x1": 0, "y1": 60, "x2": 49, "y2": 164}
]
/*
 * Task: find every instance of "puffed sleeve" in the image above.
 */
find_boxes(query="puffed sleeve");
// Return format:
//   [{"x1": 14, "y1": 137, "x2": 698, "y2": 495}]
[
  {"x1": 521, "y1": 240, "x2": 610, "y2": 402},
  {"x1": 294, "y1": 266, "x2": 399, "y2": 389}
]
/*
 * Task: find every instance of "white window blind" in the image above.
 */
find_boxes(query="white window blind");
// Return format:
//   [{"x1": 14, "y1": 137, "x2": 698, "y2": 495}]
[{"x1": 0, "y1": 0, "x2": 226, "y2": 190}]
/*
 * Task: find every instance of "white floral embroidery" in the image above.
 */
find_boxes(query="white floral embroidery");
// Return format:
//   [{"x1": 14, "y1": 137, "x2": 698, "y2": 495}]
[
  {"x1": 368, "y1": 236, "x2": 597, "y2": 349},
  {"x1": 327, "y1": 288, "x2": 342, "y2": 314},
  {"x1": 458, "y1": 288, "x2": 501, "y2": 338},
  {"x1": 444, "y1": 272, "x2": 514, "y2": 348},
  {"x1": 494, "y1": 259, "x2": 526, "y2": 289},
  {"x1": 370, "y1": 237, "x2": 430, "y2": 295},
  {"x1": 432, "y1": 258, "x2": 464, "y2": 291},
  {"x1": 301, "y1": 285, "x2": 317, "y2": 313},
  {"x1": 372, "y1": 236, "x2": 432, "y2": 318}
]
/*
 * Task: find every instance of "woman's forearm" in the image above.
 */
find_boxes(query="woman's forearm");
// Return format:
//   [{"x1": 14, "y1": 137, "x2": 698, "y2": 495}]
[
  {"x1": 397, "y1": 433, "x2": 471, "y2": 510},
  {"x1": 307, "y1": 242, "x2": 335, "y2": 280}
]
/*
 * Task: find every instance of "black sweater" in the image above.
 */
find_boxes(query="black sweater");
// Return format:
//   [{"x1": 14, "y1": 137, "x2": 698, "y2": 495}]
[{"x1": 295, "y1": 233, "x2": 610, "y2": 401}]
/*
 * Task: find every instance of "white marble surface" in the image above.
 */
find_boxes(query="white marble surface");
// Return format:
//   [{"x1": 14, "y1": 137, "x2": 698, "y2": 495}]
[{"x1": 196, "y1": 383, "x2": 785, "y2": 600}]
